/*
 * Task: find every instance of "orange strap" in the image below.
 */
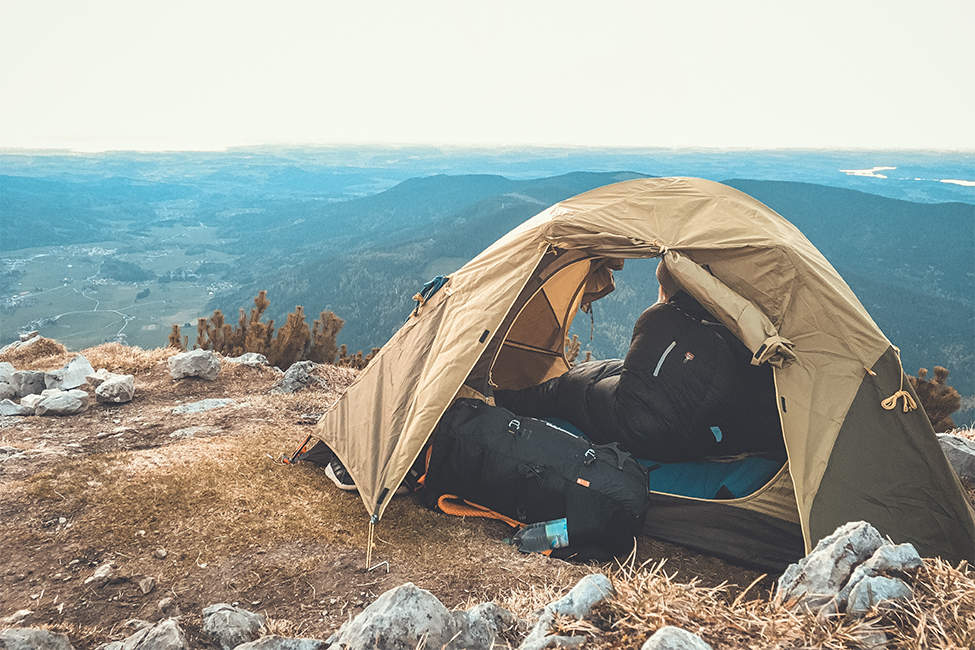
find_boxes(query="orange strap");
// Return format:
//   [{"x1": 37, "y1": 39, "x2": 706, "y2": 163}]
[
  {"x1": 415, "y1": 447, "x2": 434, "y2": 487},
  {"x1": 436, "y1": 494, "x2": 523, "y2": 528}
]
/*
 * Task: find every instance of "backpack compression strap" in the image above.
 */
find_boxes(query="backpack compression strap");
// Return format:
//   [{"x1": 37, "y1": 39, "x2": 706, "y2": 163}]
[{"x1": 436, "y1": 494, "x2": 524, "y2": 529}]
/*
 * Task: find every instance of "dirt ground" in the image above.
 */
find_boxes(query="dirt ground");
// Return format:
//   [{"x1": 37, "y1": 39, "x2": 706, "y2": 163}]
[{"x1": 0, "y1": 342, "x2": 769, "y2": 649}]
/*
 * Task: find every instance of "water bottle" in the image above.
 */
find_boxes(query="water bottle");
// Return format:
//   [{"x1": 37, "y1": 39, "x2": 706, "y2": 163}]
[{"x1": 512, "y1": 518, "x2": 569, "y2": 553}]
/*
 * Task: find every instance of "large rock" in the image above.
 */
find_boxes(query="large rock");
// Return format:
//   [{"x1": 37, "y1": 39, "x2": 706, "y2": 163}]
[
  {"x1": 847, "y1": 576, "x2": 913, "y2": 615},
  {"x1": 201, "y1": 603, "x2": 265, "y2": 650},
  {"x1": 271, "y1": 361, "x2": 321, "y2": 394},
  {"x1": 451, "y1": 602, "x2": 519, "y2": 650},
  {"x1": 19, "y1": 394, "x2": 44, "y2": 410},
  {"x1": 171, "y1": 398, "x2": 235, "y2": 415},
  {"x1": 775, "y1": 521, "x2": 885, "y2": 611},
  {"x1": 35, "y1": 389, "x2": 90, "y2": 416},
  {"x1": 0, "y1": 628, "x2": 75, "y2": 649},
  {"x1": 0, "y1": 382, "x2": 16, "y2": 401},
  {"x1": 519, "y1": 574, "x2": 613, "y2": 650},
  {"x1": 11, "y1": 370, "x2": 46, "y2": 398},
  {"x1": 938, "y1": 433, "x2": 975, "y2": 483},
  {"x1": 837, "y1": 542, "x2": 923, "y2": 606},
  {"x1": 168, "y1": 349, "x2": 221, "y2": 381},
  {"x1": 97, "y1": 618, "x2": 188, "y2": 650},
  {"x1": 235, "y1": 637, "x2": 326, "y2": 650},
  {"x1": 95, "y1": 374, "x2": 136, "y2": 404},
  {"x1": 0, "y1": 361, "x2": 15, "y2": 383},
  {"x1": 44, "y1": 355, "x2": 95, "y2": 390},
  {"x1": 326, "y1": 583, "x2": 457, "y2": 650},
  {"x1": 0, "y1": 399, "x2": 34, "y2": 416},
  {"x1": 641, "y1": 626, "x2": 713, "y2": 650},
  {"x1": 224, "y1": 353, "x2": 269, "y2": 367}
]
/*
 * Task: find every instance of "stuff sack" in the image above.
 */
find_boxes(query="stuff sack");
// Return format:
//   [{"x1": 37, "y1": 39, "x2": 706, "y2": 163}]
[{"x1": 422, "y1": 398, "x2": 650, "y2": 559}]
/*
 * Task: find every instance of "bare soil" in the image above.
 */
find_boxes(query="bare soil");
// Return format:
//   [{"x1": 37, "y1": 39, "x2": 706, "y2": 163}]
[{"x1": 0, "y1": 342, "x2": 768, "y2": 648}]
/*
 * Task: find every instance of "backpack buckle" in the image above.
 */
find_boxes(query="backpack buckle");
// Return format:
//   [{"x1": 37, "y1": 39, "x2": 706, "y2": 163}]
[
  {"x1": 584, "y1": 448, "x2": 597, "y2": 465},
  {"x1": 507, "y1": 419, "x2": 521, "y2": 435}
]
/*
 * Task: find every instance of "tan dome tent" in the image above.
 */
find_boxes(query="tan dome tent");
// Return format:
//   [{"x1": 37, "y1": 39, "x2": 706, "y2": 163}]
[{"x1": 310, "y1": 177, "x2": 975, "y2": 568}]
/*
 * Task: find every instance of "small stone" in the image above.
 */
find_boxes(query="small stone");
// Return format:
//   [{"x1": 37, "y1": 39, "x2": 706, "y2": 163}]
[
  {"x1": 86, "y1": 368, "x2": 114, "y2": 387},
  {"x1": 154, "y1": 548, "x2": 168, "y2": 559},
  {"x1": 138, "y1": 576, "x2": 157, "y2": 594},
  {"x1": 0, "y1": 399, "x2": 34, "y2": 416},
  {"x1": 0, "y1": 381, "x2": 15, "y2": 401},
  {"x1": 159, "y1": 596, "x2": 181, "y2": 618},
  {"x1": 519, "y1": 574, "x2": 613, "y2": 650},
  {"x1": 109, "y1": 618, "x2": 187, "y2": 650},
  {"x1": 202, "y1": 603, "x2": 266, "y2": 650},
  {"x1": 0, "y1": 627, "x2": 74, "y2": 650},
  {"x1": 19, "y1": 330, "x2": 39, "y2": 342},
  {"x1": 95, "y1": 374, "x2": 135, "y2": 404},
  {"x1": 58, "y1": 517, "x2": 67, "y2": 525},
  {"x1": 270, "y1": 361, "x2": 322, "y2": 394},
  {"x1": 84, "y1": 561, "x2": 115, "y2": 586},
  {"x1": 0, "y1": 609, "x2": 32, "y2": 626},
  {"x1": 171, "y1": 399, "x2": 235, "y2": 415},
  {"x1": 20, "y1": 393, "x2": 44, "y2": 409},
  {"x1": 224, "y1": 353, "x2": 269, "y2": 367},
  {"x1": 168, "y1": 349, "x2": 221, "y2": 381},
  {"x1": 641, "y1": 626, "x2": 713, "y2": 650},
  {"x1": 0, "y1": 362, "x2": 14, "y2": 383},
  {"x1": 234, "y1": 637, "x2": 326, "y2": 650},
  {"x1": 35, "y1": 390, "x2": 90, "y2": 416}
]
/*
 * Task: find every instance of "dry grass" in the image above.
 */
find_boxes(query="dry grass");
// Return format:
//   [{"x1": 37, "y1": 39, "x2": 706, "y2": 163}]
[
  {"x1": 81, "y1": 343, "x2": 178, "y2": 374},
  {"x1": 0, "y1": 336, "x2": 68, "y2": 368},
  {"x1": 546, "y1": 553, "x2": 975, "y2": 649}
]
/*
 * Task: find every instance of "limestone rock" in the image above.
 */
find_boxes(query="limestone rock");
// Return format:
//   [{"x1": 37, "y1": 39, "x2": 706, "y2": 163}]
[
  {"x1": 0, "y1": 362, "x2": 15, "y2": 383},
  {"x1": 84, "y1": 561, "x2": 116, "y2": 586},
  {"x1": 325, "y1": 582, "x2": 456, "y2": 650},
  {"x1": 519, "y1": 574, "x2": 613, "y2": 650},
  {"x1": 235, "y1": 637, "x2": 326, "y2": 650},
  {"x1": 271, "y1": 361, "x2": 321, "y2": 394},
  {"x1": 847, "y1": 576, "x2": 913, "y2": 615},
  {"x1": 44, "y1": 355, "x2": 95, "y2": 390},
  {"x1": 95, "y1": 374, "x2": 136, "y2": 404},
  {"x1": 838, "y1": 542, "x2": 923, "y2": 606},
  {"x1": 105, "y1": 618, "x2": 188, "y2": 650},
  {"x1": 137, "y1": 576, "x2": 156, "y2": 595},
  {"x1": 86, "y1": 368, "x2": 114, "y2": 387},
  {"x1": 0, "y1": 609, "x2": 32, "y2": 626},
  {"x1": 641, "y1": 626, "x2": 713, "y2": 650},
  {"x1": 201, "y1": 603, "x2": 265, "y2": 650},
  {"x1": 36, "y1": 389, "x2": 90, "y2": 416},
  {"x1": 19, "y1": 330, "x2": 39, "y2": 342},
  {"x1": 938, "y1": 433, "x2": 975, "y2": 483},
  {"x1": 171, "y1": 399, "x2": 234, "y2": 415},
  {"x1": 224, "y1": 353, "x2": 269, "y2": 367},
  {"x1": 11, "y1": 370, "x2": 46, "y2": 397},
  {"x1": 158, "y1": 597, "x2": 181, "y2": 618},
  {"x1": 775, "y1": 521, "x2": 885, "y2": 611},
  {"x1": 0, "y1": 399, "x2": 33, "y2": 416},
  {"x1": 168, "y1": 349, "x2": 221, "y2": 381},
  {"x1": 0, "y1": 628, "x2": 75, "y2": 650},
  {"x1": 451, "y1": 602, "x2": 518, "y2": 650},
  {"x1": 20, "y1": 394, "x2": 44, "y2": 409},
  {"x1": 0, "y1": 381, "x2": 15, "y2": 401}
]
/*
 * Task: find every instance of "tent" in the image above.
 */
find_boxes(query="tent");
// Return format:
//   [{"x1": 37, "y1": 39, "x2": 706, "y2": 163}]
[{"x1": 311, "y1": 177, "x2": 975, "y2": 569}]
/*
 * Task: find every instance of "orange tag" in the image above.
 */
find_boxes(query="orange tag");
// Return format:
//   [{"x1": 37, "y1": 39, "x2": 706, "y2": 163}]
[{"x1": 576, "y1": 478, "x2": 590, "y2": 487}]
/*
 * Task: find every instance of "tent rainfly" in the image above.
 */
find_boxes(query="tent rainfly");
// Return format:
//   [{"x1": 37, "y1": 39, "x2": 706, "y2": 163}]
[{"x1": 311, "y1": 177, "x2": 975, "y2": 569}]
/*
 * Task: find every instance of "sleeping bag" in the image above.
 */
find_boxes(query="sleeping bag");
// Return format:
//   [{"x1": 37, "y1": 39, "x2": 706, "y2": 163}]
[{"x1": 495, "y1": 292, "x2": 784, "y2": 462}]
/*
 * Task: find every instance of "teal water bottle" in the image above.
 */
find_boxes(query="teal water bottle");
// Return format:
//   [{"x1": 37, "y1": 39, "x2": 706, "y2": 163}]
[{"x1": 512, "y1": 518, "x2": 570, "y2": 553}]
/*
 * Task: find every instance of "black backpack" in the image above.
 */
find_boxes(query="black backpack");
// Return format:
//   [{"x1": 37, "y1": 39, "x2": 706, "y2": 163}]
[{"x1": 422, "y1": 398, "x2": 650, "y2": 559}]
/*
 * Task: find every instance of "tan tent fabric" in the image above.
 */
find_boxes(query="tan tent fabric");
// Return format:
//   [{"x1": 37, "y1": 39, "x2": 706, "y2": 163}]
[{"x1": 314, "y1": 176, "x2": 975, "y2": 561}]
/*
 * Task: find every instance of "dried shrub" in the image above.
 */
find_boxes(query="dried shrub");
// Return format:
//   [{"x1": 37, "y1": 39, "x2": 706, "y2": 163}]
[
  {"x1": 167, "y1": 324, "x2": 187, "y2": 351},
  {"x1": 82, "y1": 343, "x2": 177, "y2": 374},
  {"x1": 909, "y1": 366, "x2": 962, "y2": 432},
  {"x1": 0, "y1": 337, "x2": 68, "y2": 368}
]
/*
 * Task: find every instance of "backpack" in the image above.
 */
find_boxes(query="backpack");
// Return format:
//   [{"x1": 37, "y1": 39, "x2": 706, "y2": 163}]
[{"x1": 421, "y1": 398, "x2": 650, "y2": 559}]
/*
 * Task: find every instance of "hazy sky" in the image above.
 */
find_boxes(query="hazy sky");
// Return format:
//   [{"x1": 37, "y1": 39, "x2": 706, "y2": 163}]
[{"x1": 1, "y1": 0, "x2": 972, "y2": 151}]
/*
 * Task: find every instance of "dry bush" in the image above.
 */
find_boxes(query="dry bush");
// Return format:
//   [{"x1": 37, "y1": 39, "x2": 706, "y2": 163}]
[
  {"x1": 81, "y1": 343, "x2": 177, "y2": 374},
  {"x1": 0, "y1": 337, "x2": 68, "y2": 368},
  {"x1": 909, "y1": 366, "x2": 962, "y2": 432}
]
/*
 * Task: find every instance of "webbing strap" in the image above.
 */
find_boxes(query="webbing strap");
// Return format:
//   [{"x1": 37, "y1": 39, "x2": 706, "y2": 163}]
[{"x1": 436, "y1": 494, "x2": 523, "y2": 528}]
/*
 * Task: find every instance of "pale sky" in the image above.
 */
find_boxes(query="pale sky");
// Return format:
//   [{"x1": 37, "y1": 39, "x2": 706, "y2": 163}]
[{"x1": 1, "y1": 0, "x2": 972, "y2": 151}]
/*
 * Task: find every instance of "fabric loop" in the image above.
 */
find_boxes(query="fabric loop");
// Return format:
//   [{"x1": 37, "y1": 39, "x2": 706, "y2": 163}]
[{"x1": 753, "y1": 334, "x2": 798, "y2": 368}]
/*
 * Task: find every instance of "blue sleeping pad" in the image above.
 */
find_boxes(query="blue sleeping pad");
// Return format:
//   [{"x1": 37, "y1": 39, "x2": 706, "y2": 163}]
[{"x1": 544, "y1": 418, "x2": 781, "y2": 500}]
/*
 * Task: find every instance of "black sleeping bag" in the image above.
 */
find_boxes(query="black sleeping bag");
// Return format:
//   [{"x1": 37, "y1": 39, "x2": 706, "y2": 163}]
[{"x1": 495, "y1": 292, "x2": 784, "y2": 462}]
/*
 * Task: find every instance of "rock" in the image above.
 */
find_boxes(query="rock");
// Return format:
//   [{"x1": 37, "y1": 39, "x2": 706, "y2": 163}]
[
  {"x1": 121, "y1": 619, "x2": 152, "y2": 633},
  {"x1": 202, "y1": 603, "x2": 266, "y2": 650},
  {"x1": 224, "y1": 353, "x2": 269, "y2": 367},
  {"x1": 235, "y1": 637, "x2": 326, "y2": 650},
  {"x1": 519, "y1": 574, "x2": 613, "y2": 650},
  {"x1": 95, "y1": 374, "x2": 136, "y2": 404},
  {"x1": 86, "y1": 368, "x2": 114, "y2": 387},
  {"x1": 837, "y1": 542, "x2": 923, "y2": 606},
  {"x1": 153, "y1": 548, "x2": 168, "y2": 559},
  {"x1": 0, "y1": 609, "x2": 32, "y2": 626},
  {"x1": 137, "y1": 576, "x2": 157, "y2": 594},
  {"x1": 106, "y1": 618, "x2": 188, "y2": 650},
  {"x1": 0, "y1": 336, "x2": 41, "y2": 356},
  {"x1": 168, "y1": 349, "x2": 221, "y2": 381},
  {"x1": 641, "y1": 626, "x2": 713, "y2": 650},
  {"x1": 20, "y1": 394, "x2": 44, "y2": 409},
  {"x1": 158, "y1": 597, "x2": 181, "y2": 618},
  {"x1": 271, "y1": 361, "x2": 321, "y2": 394},
  {"x1": 0, "y1": 399, "x2": 33, "y2": 416},
  {"x1": 775, "y1": 521, "x2": 885, "y2": 611},
  {"x1": 0, "y1": 362, "x2": 14, "y2": 384},
  {"x1": 44, "y1": 355, "x2": 95, "y2": 390},
  {"x1": 11, "y1": 370, "x2": 46, "y2": 397},
  {"x1": 451, "y1": 602, "x2": 519, "y2": 650},
  {"x1": 325, "y1": 582, "x2": 457, "y2": 650},
  {"x1": 167, "y1": 426, "x2": 220, "y2": 438},
  {"x1": 0, "y1": 381, "x2": 15, "y2": 401},
  {"x1": 19, "y1": 330, "x2": 39, "y2": 342},
  {"x1": 0, "y1": 445, "x2": 24, "y2": 461},
  {"x1": 0, "y1": 628, "x2": 75, "y2": 650},
  {"x1": 847, "y1": 576, "x2": 913, "y2": 615},
  {"x1": 171, "y1": 399, "x2": 235, "y2": 415},
  {"x1": 84, "y1": 561, "x2": 116, "y2": 586},
  {"x1": 36, "y1": 389, "x2": 90, "y2": 416},
  {"x1": 938, "y1": 433, "x2": 975, "y2": 483}
]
